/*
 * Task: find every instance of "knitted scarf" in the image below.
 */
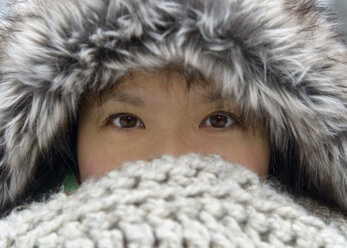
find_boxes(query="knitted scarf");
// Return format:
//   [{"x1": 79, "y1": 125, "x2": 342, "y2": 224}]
[{"x1": 0, "y1": 154, "x2": 346, "y2": 247}]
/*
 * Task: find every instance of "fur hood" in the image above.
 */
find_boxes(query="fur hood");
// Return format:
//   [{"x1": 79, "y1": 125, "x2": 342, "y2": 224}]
[
  {"x1": 0, "y1": 154, "x2": 346, "y2": 247},
  {"x1": 0, "y1": 0, "x2": 346, "y2": 215}
]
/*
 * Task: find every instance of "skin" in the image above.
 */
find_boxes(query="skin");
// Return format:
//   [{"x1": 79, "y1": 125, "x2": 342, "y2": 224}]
[{"x1": 78, "y1": 70, "x2": 270, "y2": 181}]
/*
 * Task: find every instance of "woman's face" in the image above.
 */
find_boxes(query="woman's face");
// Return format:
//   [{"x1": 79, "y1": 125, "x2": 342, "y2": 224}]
[{"x1": 78, "y1": 70, "x2": 270, "y2": 181}]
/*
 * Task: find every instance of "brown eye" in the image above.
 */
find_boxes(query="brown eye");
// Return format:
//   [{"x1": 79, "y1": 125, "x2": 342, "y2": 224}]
[
  {"x1": 111, "y1": 114, "x2": 144, "y2": 128},
  {"x1": 201, "y1": 112, "x2": 236, "y2": 129}
]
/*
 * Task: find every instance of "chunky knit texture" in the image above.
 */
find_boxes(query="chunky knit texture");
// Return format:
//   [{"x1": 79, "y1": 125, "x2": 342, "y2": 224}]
[
  {"x1": 0, "y1": 0, "x2": 346, "y2": 215},
  {"x1": 0, "y1": 154, "x2": 345, "y2": 248}
]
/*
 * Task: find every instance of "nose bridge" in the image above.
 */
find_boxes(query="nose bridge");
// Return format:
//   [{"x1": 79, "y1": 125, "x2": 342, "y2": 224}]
[{"x1": 153, "y1": 129, "x2": 195, "y2": 157}]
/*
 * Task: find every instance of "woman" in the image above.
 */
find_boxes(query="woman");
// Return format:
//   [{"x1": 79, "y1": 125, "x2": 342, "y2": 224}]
[{"x1": 0, "y1": 0, "x2": 346, "y2": 246}]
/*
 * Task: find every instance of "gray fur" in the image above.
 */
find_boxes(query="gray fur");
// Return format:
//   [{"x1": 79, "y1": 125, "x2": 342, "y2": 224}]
[{"x1": 0, "y1": 0, "x2": 346, "y2": 213}]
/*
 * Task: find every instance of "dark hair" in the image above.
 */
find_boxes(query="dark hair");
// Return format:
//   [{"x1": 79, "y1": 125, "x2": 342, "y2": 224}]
[
  {"x1": 0, "y1": 114, "x2": 79, "y2": 217},
  {"x1": 269, "y1": 141, "x2": 347, "y2": 217}
]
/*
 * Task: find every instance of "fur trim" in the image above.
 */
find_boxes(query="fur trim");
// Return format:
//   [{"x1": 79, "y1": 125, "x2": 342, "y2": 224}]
[{"x1": 0, "y1": 0, "x2": 346, "y2": 213}]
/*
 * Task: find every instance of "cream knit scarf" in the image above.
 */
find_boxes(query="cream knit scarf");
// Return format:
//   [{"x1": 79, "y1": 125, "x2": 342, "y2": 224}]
[{"x1": 0, "y1": 154, "x2": 346, "y2": 247}]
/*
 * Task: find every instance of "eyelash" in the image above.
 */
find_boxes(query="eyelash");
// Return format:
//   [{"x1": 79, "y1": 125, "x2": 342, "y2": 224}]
[
  {"x1": 105, "y1": 110, "x2": 241, "y2": 131},
  {"x1": 105, "y1": 112, "x2": 145, "y2": 129},
  {"x1": 200, "y1": 110, "x2": 241, "y2": 129}
]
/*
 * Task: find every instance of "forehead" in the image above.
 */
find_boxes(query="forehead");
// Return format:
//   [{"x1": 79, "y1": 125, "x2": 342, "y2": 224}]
[
  {"x1": 117, "y1": 68, "x2": 211, "y2": 91},
  {"x1": 99, "y1": 69, "x2": 232, "y2": 106},
  {"x1": 82, "y1": 68, "x2": 261, "y2": 131}
]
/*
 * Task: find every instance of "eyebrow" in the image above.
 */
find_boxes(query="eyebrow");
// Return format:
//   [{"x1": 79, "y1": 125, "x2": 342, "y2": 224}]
[
  {"x1": 102, "y1": 92, "x2": 145, "y2": 106},
  {"x1": 201, "y1": 92, "x2": 233, "y2": 107},
  {"x1": 102, "y1": 91, "x2": 230, "y2": 107},
  {"x1": 202, "y1": 92, "x2": 223, "y2": 102}
]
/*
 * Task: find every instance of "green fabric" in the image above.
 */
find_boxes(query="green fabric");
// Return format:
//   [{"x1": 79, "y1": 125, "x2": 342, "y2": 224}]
[{"x1": 63, "y1": 172, "x2": 79, "y2": 193}]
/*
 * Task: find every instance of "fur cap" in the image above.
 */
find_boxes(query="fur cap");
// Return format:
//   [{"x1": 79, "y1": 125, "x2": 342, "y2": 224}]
[{"x1": 0, "y1": 0, "x2": 346, "y2": 214}]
